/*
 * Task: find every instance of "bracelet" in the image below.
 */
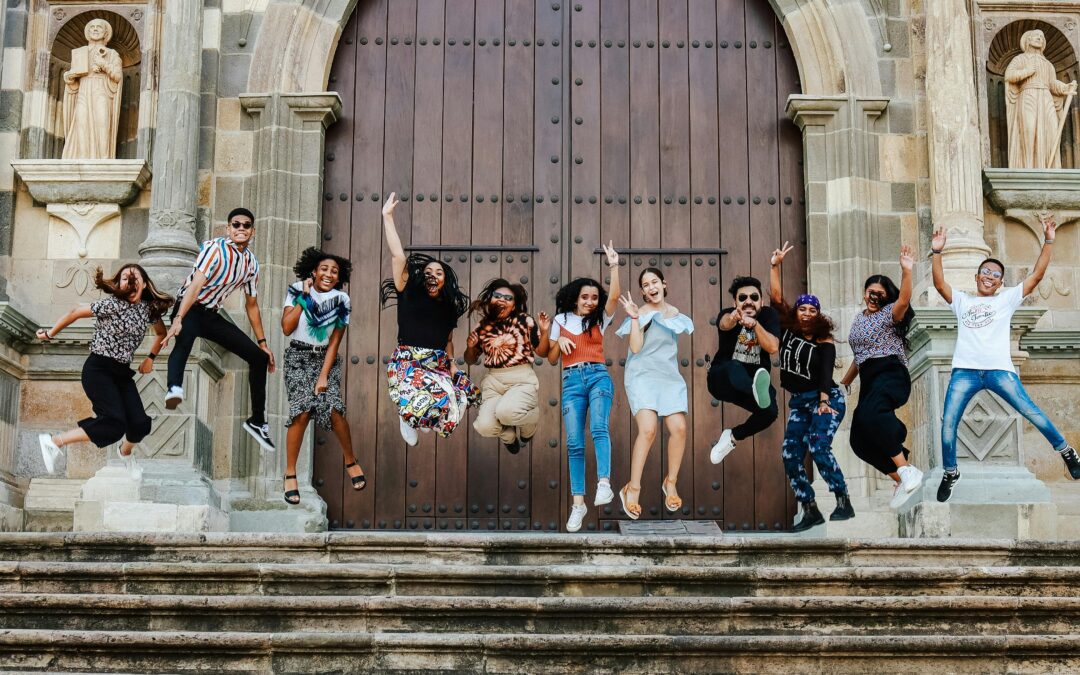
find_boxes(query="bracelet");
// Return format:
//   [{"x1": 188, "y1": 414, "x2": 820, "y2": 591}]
[
  {"x1": 930, "y1": 249, "x2": 943, "y2": 255},
  {"x1": 257, "y1": 338, "x2": 267, "y2": 345},
  {"x1": 148, "y1": 352, "x2": 158, "y2": 360},
  {"x1": 1045, "y1": 239, "x2": 1055, "y2": 245}
]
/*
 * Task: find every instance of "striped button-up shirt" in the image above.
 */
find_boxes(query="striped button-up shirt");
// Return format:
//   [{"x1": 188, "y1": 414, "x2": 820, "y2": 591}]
[{"x1": 178, "y1": 237, "x2": 260, "y2": 309}]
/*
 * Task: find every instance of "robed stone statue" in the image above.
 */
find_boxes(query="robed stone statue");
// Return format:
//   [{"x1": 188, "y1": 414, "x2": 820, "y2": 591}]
[{"x1": 61, "y1": 19, "x2": 123, "y2": 159}]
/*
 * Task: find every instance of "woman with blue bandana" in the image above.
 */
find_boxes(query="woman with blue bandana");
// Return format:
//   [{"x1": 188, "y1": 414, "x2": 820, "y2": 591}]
[{"x1": 769, "y1": 242, "x2": 853, "y2": 532}]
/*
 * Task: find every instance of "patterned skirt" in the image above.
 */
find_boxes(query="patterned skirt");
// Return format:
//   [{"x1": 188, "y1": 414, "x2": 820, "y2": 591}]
[
  {"x1": 283, "y1": 343, "x2": 346, "y2": 431},
  {"x1": 387, "y1": 345, "x2": 480, "y2": 437}
]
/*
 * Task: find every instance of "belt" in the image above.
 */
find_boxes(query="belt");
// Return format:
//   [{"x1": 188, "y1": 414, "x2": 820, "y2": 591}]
[
  {"x1": 564, "y1": 361, "x2": 604, "y2": 370},
  {"x1": 289, "y1": 340, "x2": 328, "y2": 352}
]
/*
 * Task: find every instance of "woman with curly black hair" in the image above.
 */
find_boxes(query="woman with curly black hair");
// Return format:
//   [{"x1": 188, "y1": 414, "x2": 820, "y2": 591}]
[
  {"x1": 464, "y1": 279, "x2": 551, "y2": 453},
  {"x1": 380, "y1": 193, "x2": 479, "y2": 445},
  {"x1": 546, "y1": 243, "x2": 621, "y2": 532},
  {"x1": 279, "y1": 247, "x2": 363, "y2": 505},
  {"x1": 840, "y1": 247, "x2": 923, "y2": 509},
  {"x1": 36, "y1": 264, "x2": 172, "y2": 477},
  {"x1": 770, "y1": 242, "x2": 852, "y2": 532}
]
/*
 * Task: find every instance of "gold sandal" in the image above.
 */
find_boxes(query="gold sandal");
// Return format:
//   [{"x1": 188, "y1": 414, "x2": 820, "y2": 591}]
[
  {"x1": 619, "y1": 484, "x2": 642, "y2": 520},
  {"x1": 661, "y1": 480, "x2": 682, "y2": 513}
]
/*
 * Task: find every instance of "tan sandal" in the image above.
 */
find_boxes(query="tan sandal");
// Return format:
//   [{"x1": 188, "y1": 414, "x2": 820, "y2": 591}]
[
  {"x1": 661, "y1": 480, "x2": 682, "y2": 513},
  {"x1": 619, "y1": 484, "x2": 642, "y2": 520}
]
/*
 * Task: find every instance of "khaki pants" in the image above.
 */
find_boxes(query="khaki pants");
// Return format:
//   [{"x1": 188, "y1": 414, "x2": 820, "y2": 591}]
[{"x1": 473, "y1": 364, "x2": 540, "y2": 445}]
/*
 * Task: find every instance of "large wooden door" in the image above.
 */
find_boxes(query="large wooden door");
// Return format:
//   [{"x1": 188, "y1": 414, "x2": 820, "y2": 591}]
[{"x1": 319, "y1": 0, "x2": 805, "y2": 533}]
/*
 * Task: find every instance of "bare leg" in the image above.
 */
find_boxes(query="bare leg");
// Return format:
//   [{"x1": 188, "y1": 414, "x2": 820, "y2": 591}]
[
  {"x1": 627, "y1": 410, "x2": 659, "y2": 504},
  {"x1": 330, "y1": 410, "x2": 365, "y2": 485},
  {"x1": 52, "y1": 428, "x2": 90, "y2": 448},
  {"x1": 284, "y1": 411, "x2": 311, "y2": 498},
  {"x1": 662, "y1": 413, "x2": 688, "y2": 502}
]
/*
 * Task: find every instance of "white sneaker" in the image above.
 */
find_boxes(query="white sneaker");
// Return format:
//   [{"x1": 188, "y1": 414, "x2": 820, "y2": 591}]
[
  {"x1": 566, "y1": 504, "x2": 587, "y2": 532},
  {"x1": 594, "y1": 482, "x2": 614, "y2": 506},
  {"x1": 165, "y1": 386, "x2": 184, "y2": 410},
  {"x1": 710, "y1": 429, "x2": 736, "y2": 465},
  {"x1": 898, "y1": 464, "x2": 924, "y2": 494},
  {"x1": 116, "y1": 445, "x2": 139, "y2": 479},
  {"x1": 399, "y1": 417, "x2": 418, "y2": 446},
  {"x1": 38, "y1": 434, "x2": 62, "y2": 474},
  {"x1": 889, "y1": 482, "x2": 907, "y2": 509}
]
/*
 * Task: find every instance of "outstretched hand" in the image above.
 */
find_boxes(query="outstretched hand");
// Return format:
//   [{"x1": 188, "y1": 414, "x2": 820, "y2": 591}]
[
  {"x1": 382, "y1": 192, "x2": 400, "y2": 217},
  {"x1": 770, "y1": 241, "x2": 794, "y2": 267},
  {"x1": 931, "y1": 227, "x2": 947, "y2": 253},
  {"x1": 618, "y1": 293, "x2": 640, "y2": 319},
  {"x1": 1040, "y1": 212, "x2": 1058, "y2": 242},
  {"x1": 899, "y1": 245, "x2": 914, "y2": 272},
  {"x1": 602, "y1": 241, "x2": 619, "y2": 267}
]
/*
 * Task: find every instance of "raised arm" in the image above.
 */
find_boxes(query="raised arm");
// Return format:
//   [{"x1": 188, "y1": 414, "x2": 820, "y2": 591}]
[
  {"x1": 769, "y1": 241, "x2": 794, "y2": 306},
  {"x1": 602, "y1": 241, "x2": 621, "y2": 317},
  {"x1": 281, "y1": 279, "x2": 312, "y2": 336},
  {"x1": 1023, "y1": 215, "x2": 1057, "y2": 297},
  {"x1": 382, "y1": 192, "x2": 407, "y2": 293},
  {"x1": 930, "y1": 227, "x2": 952, "y2": 304},
  {"x1": 893, "y1": 245, "x2": 914, "y2": 323},
  {"x1": 534, "y1": 312, "x2": 552, "y2": 358},
  {"x1": 618, "y1": 294, "x2": 644, "y2": 354}
]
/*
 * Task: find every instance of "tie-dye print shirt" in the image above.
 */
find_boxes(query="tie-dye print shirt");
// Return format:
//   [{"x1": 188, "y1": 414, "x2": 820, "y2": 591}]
[
  {"x1": 469, "y1": 312, "x2": 540, "y2": 369},
  {"x1": 283, "y1": 282, "x2": 351, "y2": 346}
]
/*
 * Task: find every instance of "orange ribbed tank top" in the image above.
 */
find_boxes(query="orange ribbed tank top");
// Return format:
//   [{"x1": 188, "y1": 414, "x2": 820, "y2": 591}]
[{"x1": 561, "y1": 324, "x2": 606, "y2": 367}]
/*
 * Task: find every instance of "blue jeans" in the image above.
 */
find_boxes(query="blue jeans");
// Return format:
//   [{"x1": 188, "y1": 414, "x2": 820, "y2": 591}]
[
  {"x1": 561, "y1": 363, "x2": 614, "y2": 496},
  {"x1": 941, "y1": 368, "x2": 1067, "y2": 471},
  {"x1": 781, "y1": 387, "x2": 848, "y2": 503}
]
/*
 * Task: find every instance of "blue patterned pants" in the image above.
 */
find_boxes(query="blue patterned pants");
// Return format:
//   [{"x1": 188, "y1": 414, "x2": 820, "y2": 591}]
[{"x1": 781, "y1": 387, "x2": 848, "y2": 503}]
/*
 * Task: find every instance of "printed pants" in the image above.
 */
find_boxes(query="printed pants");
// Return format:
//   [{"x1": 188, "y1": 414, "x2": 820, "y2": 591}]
[{"x1": 781, "y1": 387, "x2": 848, "y2": 503}]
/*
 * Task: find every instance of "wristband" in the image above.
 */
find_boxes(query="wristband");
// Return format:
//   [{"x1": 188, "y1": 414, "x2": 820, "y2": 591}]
[
  {"x1": 930, "y1": 249, "x2": 943, "y2": 255},
  {"x1": 257, "y1": 338, "x2": 267, "y2": 345},
  {"x1": 148, "y1": 352, "x2": 158, "y2": 360},
  {"x1": 1045, "y1": 239, "x2": 1055, "y2": 244}
]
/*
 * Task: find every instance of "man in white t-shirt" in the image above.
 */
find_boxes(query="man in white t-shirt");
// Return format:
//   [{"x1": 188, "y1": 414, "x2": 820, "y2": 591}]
[{"x1": 930, "y1": 215, "x2": 1078, "y2": 503}]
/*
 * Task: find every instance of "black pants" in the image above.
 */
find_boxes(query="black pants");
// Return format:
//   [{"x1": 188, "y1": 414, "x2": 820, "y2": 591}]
[
  {"x1": 850, "y1": 356, "x2": 910, "y2": 476},
  {"x1": 78, "y1": 354, "x2": 152, "y2": 447},
  {"x1": 706, "y1": 360, "x2": 779, "y2": 441},
  {"x1": 167, "y1": 302, "x2": 269, "y2": 425}
]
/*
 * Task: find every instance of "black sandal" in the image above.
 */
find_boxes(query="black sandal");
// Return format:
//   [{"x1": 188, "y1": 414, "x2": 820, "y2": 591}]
[
  {"x1": 345, "y1": 462, "x2": 366, "y2": 490},
  {"x1": 283, "y1": 474, "x2": 300, "y2": 505}
]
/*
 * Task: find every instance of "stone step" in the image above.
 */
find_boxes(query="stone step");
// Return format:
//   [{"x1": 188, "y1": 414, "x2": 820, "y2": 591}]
[
  {"x1": 3, "y1": 532, "x2": 1079, "y2": 567},
  {"x1": 0, "y1": 593, "x2": 1077, "y2": 637},
  {"x1": 0, "y1": 630, "x2": 1075, "y2": 673},
  {"x1": 3, "y1": 561, "x2": 1078, "y2": 598}
]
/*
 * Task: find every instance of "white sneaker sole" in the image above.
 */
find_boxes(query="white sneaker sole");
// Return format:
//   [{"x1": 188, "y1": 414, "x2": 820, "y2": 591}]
[
  {"x1": 165, "y1": 394, "x2": 183, "y2": 410},
  {"x1": 752, "y1": 369, "x2": 772, "y2": 409}
]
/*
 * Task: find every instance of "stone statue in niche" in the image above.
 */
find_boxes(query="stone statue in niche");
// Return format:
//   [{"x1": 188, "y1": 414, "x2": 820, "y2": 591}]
[
  {"x1": 1005, "y1": 29, "x2": 1078, "y2": 169},
  {"x1": 61, "y1": 19, "x2": 123, "y2": 160}
]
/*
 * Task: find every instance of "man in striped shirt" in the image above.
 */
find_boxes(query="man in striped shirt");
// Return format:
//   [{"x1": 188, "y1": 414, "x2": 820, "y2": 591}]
[{"x1": 161, "y1": 207, "x2": 278, "y2": 451}]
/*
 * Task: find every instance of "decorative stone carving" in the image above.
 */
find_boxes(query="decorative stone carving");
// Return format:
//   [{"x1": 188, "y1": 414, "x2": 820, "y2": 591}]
[
  {"x1": 1005, "y1": 30, "x2": 1077, "y2": 169},
  {"x1": 983, "y1": 168, "x2": 1080, "y2": 236},
  {"x1": 61, "y1": 19, "x2": 123, "y2": 160}
]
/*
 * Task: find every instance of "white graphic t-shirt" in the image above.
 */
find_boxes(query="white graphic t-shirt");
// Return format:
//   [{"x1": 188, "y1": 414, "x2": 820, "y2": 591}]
[{"x1": 950, "y1": 285, "x2": 1025, "y2": 372}]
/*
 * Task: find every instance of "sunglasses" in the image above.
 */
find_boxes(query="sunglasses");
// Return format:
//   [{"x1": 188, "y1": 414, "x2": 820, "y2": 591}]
[
  {"x1": 737, "y1": 293, "x2": 760, "y2": 302},
  {"x1": 230, "y1": 220, "x2": 254, "y2": 230},
  {"x1": 979, "y1": 267, "x2": 1003, "y2": 280},
  {"x1": 492, "y1": 292, "x2": 514, "y2": 301}
]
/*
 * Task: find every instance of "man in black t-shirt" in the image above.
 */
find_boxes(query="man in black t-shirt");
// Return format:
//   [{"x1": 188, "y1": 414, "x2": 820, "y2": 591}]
[{"x1": 707, "y1": 276, "x2": 781, "y2": 464}]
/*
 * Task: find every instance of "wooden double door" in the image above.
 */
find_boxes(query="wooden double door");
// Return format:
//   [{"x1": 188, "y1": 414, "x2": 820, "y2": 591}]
[{"x1": 318, "y1": 0, "x2": 806, "y2": 532}]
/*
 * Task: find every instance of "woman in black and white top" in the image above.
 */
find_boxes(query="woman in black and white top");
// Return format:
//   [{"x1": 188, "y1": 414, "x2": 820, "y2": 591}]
[
  {"x1": 769, "y1": 242, "x2": 852, "y2": 532},
  {"x1": 36, "y1": 265, "x2": 172, "y2": 476}
]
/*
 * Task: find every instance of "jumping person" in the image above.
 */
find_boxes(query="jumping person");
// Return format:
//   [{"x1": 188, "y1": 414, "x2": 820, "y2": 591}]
[
  {"x1": 161, "y1": 207, "x2": 277, "y2": 451},
  {"x1": 931, "y1": 215, "x2": 1079, "y2": 502},
  {"x1": 280, "y1": 247, "x2": 365, "y2": 505},
  {"x1": 381, "y1": 193, "x2": 479, "y2": 444},
  {"x1": 841, "y1": 246, "x2": 924, "y2": 509},
  {"x1": 37, "y1": 265, "x2": 172, "y2": 476},
  {"x1": 464, "y1": 279, "x2": 551, "y2": 454},
  {"x1": 614, "y1": 268, "x2": 694, "y2": 520},
  {"x1": 706, "y1": 275, "x2": 781, "y2": 465},
  {"x1": 548, "y1": 243, "x2": 621, "y2": 532},
  {"x1": 770, "y1": 242, "x2": 854, "y2": 531}
]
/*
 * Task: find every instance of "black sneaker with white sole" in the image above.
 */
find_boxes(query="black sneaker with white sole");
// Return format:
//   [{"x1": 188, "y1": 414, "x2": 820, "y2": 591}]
[
  {"x1": 1060, "y1": 446, "x2": 1080, "y2": 480},
  {"x1": 243, "y1": 419, "x2": 276, "y2": 452},
  {"x1": 936, "y1": 470, "x2": 960, "y2": 503}
]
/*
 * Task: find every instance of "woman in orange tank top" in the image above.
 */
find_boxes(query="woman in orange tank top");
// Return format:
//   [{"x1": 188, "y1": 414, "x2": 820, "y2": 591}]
[{"x1": 546, "y1": 243, "x2": 622, "y2": 532}]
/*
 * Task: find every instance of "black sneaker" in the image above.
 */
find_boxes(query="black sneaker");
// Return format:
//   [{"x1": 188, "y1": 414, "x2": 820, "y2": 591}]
[
  {"x1": 243, "y1": 419, "x2": 276, "y2": 452},
  {"x1": 793, "y1": 501, "x2": 825, "y2": 532},
  {"x1": 503, "y1": 439, "x2": 521, "y2": 455},
  {"x1": 1060, "y1": 446, "x2": 1080, "y2": 480},
  {"x1": 830, "y1": 493, "x2": 855, "y2": 521},
  {"x1": 936, "y1": 470, "x2": 960, "y2": 503}
]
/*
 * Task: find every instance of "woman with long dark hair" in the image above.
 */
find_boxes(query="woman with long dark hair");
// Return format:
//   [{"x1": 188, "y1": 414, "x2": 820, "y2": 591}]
[
  {"x1": 547, "y1": 243, "x2": 621, "y2": 532},
  {"x1": 464, "y1": 279, "x2": 551, "y2": 453},
  {"x1": 614, "y1": 267, "x2": 694, "y2": 520},
  {"x1": 380, "y1": 193, "x2": 479, "y2": 445},
  {"x1": 280, "y1": 247, "x2": 364, "y2": 505},
  {"x1": 36, "y1": 264, "x2": 173, "y2": 476},
  {"x1": 840, "y1": 246, "x2": 923, "y2": 509},
  {"x1": 770, "y1": 242, "x2": 853, "y2": 532}
]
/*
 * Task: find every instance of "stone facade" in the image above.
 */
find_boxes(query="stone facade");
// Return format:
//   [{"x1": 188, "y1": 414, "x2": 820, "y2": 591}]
[{"x1": 0, "y1": 0, "x2": 1077, "y2": 536}]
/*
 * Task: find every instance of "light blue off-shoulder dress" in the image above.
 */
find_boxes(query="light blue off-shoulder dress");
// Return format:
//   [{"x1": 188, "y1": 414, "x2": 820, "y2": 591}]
[{"x1": 615, "y1": 310, "x2": 695, "y2": 417}]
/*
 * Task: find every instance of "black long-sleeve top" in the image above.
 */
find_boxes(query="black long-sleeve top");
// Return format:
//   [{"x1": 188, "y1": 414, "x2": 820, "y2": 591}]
[{"x1": 778, "y1": 330, "x2": 836, "y2": 394}]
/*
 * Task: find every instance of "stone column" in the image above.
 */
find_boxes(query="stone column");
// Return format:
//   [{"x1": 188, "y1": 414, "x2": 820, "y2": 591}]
[
  {"x1": 138, "y1": 0, "x2": 204, "y2": 293},
  {"x1": 924, "y1": 0, "x2": 991, "y2": 288}
]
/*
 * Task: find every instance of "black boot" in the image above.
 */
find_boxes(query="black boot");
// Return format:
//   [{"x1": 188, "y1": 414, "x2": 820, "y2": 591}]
[
  {"x1": 830, "y1": 493, "x2": 855, "y2": 521},
  {"x1": 793, "y1": 501, "x2": 825, "y2": 532}
]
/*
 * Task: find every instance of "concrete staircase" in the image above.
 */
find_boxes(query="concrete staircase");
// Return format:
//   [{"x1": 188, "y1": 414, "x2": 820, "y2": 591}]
[{"x1": 0, "y1": 533, "x2": 1078, "y2": 672}]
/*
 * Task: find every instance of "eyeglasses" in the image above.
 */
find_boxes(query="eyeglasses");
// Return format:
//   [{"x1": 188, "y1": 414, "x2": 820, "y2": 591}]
[
  {"x1": 230, "y1": 220, "x2": 254, "y2": 230},
  {"x1": 492, "y1": 292, "x2": 514, "y2": 301},
  {"x1": 737, "y1": 293, "x2": 760, "y2": 302},
  {"x1": 979, "y1": 267, "x2": 1003, "y2": 280}
]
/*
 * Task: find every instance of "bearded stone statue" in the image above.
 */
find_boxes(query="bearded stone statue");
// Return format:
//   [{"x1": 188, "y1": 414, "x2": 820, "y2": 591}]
[{"x1": 61, "y1": 19, "x2": 123, "y2": 159}]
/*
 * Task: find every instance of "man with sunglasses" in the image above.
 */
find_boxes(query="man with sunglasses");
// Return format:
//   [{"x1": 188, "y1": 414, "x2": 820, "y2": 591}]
[
  {"x1": 931, "y1": 215, "x2": 1079, "y2": 503},
  {"x1": 161, "y1": 207, "x2": 278, "y2": 451},
  {"x1": 707, "y1": 276, "x2": 782, "y2": 464}
]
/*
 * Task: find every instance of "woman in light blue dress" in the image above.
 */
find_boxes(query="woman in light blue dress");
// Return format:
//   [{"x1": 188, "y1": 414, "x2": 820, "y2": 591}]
[{"x1": 615, "y1": 267, "x2": 694, "y2": 520}]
